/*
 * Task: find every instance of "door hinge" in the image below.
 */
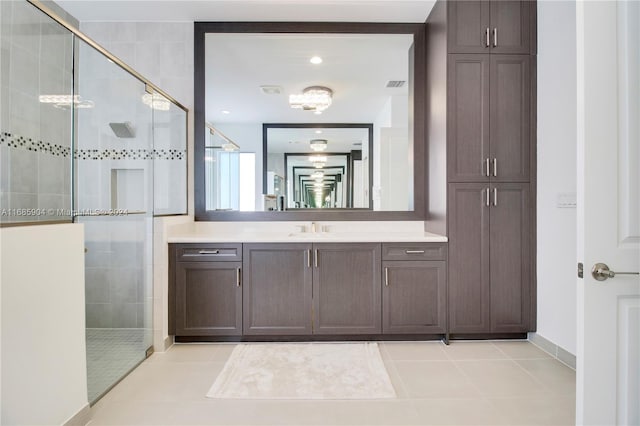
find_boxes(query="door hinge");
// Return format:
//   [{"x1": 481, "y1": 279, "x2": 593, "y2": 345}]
[{"x1": 577, "y1": 262, "x2": 584, "y2": 279}]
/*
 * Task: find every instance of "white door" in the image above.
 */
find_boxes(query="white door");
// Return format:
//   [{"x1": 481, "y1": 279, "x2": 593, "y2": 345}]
[{"x1": 576, "y1": 1, "x2": 640, "y2": 425}]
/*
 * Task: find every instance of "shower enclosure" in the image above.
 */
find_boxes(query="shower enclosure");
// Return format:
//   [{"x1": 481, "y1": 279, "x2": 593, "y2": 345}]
[{"x1": 1, "y1": 1, "x2": 187, "y2": 404}]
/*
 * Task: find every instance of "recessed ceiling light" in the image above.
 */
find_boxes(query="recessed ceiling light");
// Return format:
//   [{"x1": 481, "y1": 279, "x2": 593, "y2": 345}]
[
  {"x1": 221, "y1": 110, "x2": 230, "y2": 114},
  {"x1": 315, "y1": 130, "x2": 322, "y2": 134},
  {"x1": 310, "y1": 56, "x2": 323, "y2": 65}
]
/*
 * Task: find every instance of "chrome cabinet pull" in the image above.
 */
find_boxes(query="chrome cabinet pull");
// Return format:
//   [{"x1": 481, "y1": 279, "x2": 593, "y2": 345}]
[
  {"x1": 198, "y1": 250, "x2": 219, "y2": 255},
  {"x1": 236, "y1": 268, "x2": 241, "y2": 287},
  {"x1": 485, "y1": 27, "x2": 490, "y2": 47},
  {"x1": 314, "y1": 249, "x2": 318, "y2": 268},
  {"x1": 591, "y1": 263, "x2": 639, "y2": 281},
  {"x1": 493, "y1": 188, "x2": 498, "y2": 206},
  {"x1": 405, "y1": 250, "x2": 426, "y2": 254},
  {"x1": 384, "y1": 267, "x2": 389, "y2": 287},
  {"x1": 485, "y1": 158, "x2": 490, "y2": 176},
  {"x1": 493, "y1": 158, "x2": 497, "y2": 177},
  {"x1": 485, "y1": 188, "x2": 490, "y2": 207},
  {"x1": 307, "y1": 249, "x2": 311, "y2": 268},
  {"x1": 493, "y1": 28, "x2": 498, "y2": 47}
]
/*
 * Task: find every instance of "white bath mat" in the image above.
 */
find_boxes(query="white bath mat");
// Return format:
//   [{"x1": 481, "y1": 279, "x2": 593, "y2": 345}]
[{"x1": 206, "y1": 342, "x2": 396, "y2": 399}]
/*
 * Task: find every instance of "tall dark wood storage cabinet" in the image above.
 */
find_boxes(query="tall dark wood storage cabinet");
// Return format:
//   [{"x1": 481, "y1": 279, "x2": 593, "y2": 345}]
[{"x1": 426, "y1": 0, "x2": 536, "y2": 336}]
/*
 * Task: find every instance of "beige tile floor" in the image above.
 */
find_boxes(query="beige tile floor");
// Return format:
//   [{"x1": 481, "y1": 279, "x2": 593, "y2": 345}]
[{"x1": 88, "y1": 341, "x2": 575, "y2": 426}]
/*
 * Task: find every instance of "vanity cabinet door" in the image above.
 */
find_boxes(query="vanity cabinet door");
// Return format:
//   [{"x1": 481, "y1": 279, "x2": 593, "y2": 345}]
[
  {"x1": 243, "y1": 243, "x2": 313, "y2": 335},
  {"x1": 312, "y1": 243, "x2": 382, "y2": 335},
  {"x1": 174, "y1": 261, "x2": 242, "y2": 336},
  {"x1": 382, "y1": 260, "x2": 447, "y2": 334}
]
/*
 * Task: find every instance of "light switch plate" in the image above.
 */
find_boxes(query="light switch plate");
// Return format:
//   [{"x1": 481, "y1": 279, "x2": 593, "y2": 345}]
[{"x1": 557, "y1": 192, "x2": 577, "y2": 208}]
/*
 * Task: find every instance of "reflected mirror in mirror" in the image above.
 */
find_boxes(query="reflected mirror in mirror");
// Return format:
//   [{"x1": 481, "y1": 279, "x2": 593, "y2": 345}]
[
  {"x1": 265, "y1": 124, "x2": 372, "y2": 210},
  {"x1": 204, "y1": 32, "x2": 415, "y2": 213}
]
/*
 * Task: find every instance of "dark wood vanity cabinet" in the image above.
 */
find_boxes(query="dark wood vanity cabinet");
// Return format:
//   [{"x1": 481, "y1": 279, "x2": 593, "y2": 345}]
[
  {"x1": 447, "y1": 54, "x2": 531, "y2": 183},
  {"x1": 242, "y1": 243, "x2": 313, "y2": 335},
  {"x1": 448, "y1": 0, "x2": 532, "y2": 55},
  {"x1": 448, "y1": 183, "x2": 531, "y2": 333},
  {"x1": 382, "y1": 243, "x2": 447, "y2": 334},
  {"x1": 313, "y1": 243, "x2": 382, "y2": 335},
  {"x1": 170, "y1": 244, "x2": 243, "y2": 336}
]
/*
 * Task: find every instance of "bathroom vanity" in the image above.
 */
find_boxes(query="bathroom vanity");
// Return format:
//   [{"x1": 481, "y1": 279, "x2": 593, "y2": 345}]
[{"x1": 167, "y1": 226, "x2": 449, "y2": 342}]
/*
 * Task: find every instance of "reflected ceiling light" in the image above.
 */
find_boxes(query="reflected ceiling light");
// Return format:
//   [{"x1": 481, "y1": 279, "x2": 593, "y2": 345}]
[
  {"x1": 289, "y1": 86, "x2": 333, "y2": 113},
  {"x1": 308, "y1": 156, "x2": 327, "y2": 163},
  {"x1": 311, "y1": 171, "x2": 324, "y2": 179},
  {"x1": 314, "y1": 110, "x2": 323, "y2": 115},
  {"x1": 310, "y1": 56, "x2": 323, "y2": 65},
  {"x1": 221, "y1": 110, "x2": 231, "y2": 114},
  {"x1": 310, "y1": 139, "x2": 328, "y2": 152},
  {"x1": 141, "y1": 93, "x2": 170, "y2": 111},
  {"x1": 39, "y1": 94, "x2": 95, "y2": 109},
  {"x1": 315, "y1": 130, "x2": 323, "y2": 134}
]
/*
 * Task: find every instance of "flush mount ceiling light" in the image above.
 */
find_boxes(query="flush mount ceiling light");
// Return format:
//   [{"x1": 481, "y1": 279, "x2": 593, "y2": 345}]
[
  {"x1": 141, "y1": 93, "x2": 170, "y2": 111},
  {"x1": 289, "y1": 86, "x2": 333, "y2": 113},
  {"x1": 309, "y1": 139, "x2": 328, "y2": 152},
  {"x1": 310, "y1": 56, "x2": 323, "y2": 65},
  {"x1": 315, "y1": 130, "x2": 323, "y2": 134}
]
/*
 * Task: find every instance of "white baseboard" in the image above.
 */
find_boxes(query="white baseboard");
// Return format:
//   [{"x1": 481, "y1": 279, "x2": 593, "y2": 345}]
[{"x1": 528, "y1": 332, "x2": 576, "y2": 369}]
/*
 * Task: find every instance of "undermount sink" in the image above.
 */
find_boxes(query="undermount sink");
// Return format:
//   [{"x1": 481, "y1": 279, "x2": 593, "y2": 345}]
[{"x1": 287, "y1": 232, "x2": 333, "y2": 238}]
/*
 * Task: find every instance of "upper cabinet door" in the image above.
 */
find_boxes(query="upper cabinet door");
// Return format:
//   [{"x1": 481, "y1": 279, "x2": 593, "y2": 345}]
[
  {"x1": 448, "y1": 0, "x2": 532, "y2": 54},
  {"x1": 447, "y1": 54, "x2": 491, "y2": 182},
  {"x1": 490, "y1": 55, "x2": 531, "y2": 182},
  {"x1": 448, "y1": 1, "x2": 491, "y2": 53},
  {"x1": 489, "y1": 0, "x2": 531, "y2": 54}
]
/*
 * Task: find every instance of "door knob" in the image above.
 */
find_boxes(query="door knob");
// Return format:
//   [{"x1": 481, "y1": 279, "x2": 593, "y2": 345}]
[{"x1": 591, "y1": 262, "x2": 639, "y2": 281}]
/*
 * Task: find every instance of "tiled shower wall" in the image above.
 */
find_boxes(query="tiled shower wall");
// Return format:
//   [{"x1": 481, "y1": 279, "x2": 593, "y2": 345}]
[{"x1": 0, "y1": 1, "x2": 74, "y2": 223}]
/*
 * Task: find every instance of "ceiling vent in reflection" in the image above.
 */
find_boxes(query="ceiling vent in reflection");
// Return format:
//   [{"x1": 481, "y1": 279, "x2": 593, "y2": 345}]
[
  {"x1": 385, "y1": 80, "x2": 406, "y2": 88},
  {"x1": 260, "y1": 85, "x2": 283, "y2": 95},
  {"x1": 109, "y1": 122, "x2": 135, "y2": 138}
]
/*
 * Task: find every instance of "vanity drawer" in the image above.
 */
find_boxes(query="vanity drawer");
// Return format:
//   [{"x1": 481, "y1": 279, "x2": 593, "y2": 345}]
[
  {"x1": 175, "y1": 243, "x2": 242, "y2": 261},
  {"x1": 382, "y1": 243, "x2": 447, "y2": 261}
]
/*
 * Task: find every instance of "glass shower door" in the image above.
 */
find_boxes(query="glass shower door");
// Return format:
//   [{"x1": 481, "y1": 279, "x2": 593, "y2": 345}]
[{"x1": 74, "y1": 38, "x2": 154, "y2": 403}]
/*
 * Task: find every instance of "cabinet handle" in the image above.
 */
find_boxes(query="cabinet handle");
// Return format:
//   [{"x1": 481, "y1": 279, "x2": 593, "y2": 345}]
[
  {"x1": 405, "y1": 250, "x2": 425, "y2": 254},
  {"x1": 485, "y1": 27, "x2": 490, "y2": 47},
  {"x1": 485, "y1": 158, "x2": 490, "y2": 176},
  {"x1": 198, "y1": 250, "x2": 219, "y2": 255},
  {"x1": 236, "y1": 268, "x2": 241, "y2": 287},
  {"x1": 486, "y1": 188, "x2": 490, "y2": 207},
  {"x1": 493, "y1": 158, "x2": 497, "y2": 177},
  {"x1": 493, "y1": 28, "x2": 498, "y2": 47},
  {"x1": 384, "y1": 267, "x2": 389, "y2": 287},
  {"x1": 307, "y1": 249, "x2": 311, "y2": 268},
  {"x1": 493, "y1": 188, "x2": 498, "y2": 206},
  {"x1": 314, "y1": 249, "x2": 318, "y2": 268}
]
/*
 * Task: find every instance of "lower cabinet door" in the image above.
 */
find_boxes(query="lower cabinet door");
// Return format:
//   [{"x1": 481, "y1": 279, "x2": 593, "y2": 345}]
[
  {"x1": 313, "y1": 243, "x2": 382, "y2": 334},
  {"x1": 174, "y1": 261, "x2": 242, "y2": 336},
  {"x1": 382, "y1": 260, "x2": 447, "y2": 334},
  {"x1": 243, "y1": 243, "x2": 313, "y2": 335}
]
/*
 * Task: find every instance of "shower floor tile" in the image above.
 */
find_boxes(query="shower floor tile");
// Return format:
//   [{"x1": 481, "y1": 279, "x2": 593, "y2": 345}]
[{"x1": 86, "y1": 328, "x2": 151, "y2": 403}]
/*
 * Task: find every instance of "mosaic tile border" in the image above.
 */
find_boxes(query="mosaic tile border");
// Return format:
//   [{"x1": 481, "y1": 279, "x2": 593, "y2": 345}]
[{"x1": 0, "y1": 131, "x2": 186, "y2": 160}]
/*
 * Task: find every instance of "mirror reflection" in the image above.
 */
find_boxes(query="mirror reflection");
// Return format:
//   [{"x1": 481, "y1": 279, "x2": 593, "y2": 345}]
[
  {"x1": 265, "y1": 125, "x2": 372, "y2": 210},
  {"x1": 205, "y1": 33, "x2": 414, "y2": 212}
]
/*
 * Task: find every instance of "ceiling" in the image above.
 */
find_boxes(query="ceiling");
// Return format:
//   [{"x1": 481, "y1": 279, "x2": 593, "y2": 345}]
[
  {"x1": 55, "y1": 1, "x2": 436, "y2": 23},
  {"x1": 206, "y1": 33, "x2": 412, "y2": 124},
  {"x1": 267, "y1": 127, "x2": 370, "y2": 154}
]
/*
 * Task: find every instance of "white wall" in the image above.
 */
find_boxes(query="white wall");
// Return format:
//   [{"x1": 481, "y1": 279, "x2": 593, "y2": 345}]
[
  {"x1": 536, "y1": 0, "x2": 577, "y2": 355},
  {"x1": 0, "y1": 224, "x2": 88, "y2": 425}
]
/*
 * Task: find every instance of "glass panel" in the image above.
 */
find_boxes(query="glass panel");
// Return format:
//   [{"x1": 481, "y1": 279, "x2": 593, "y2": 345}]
[
  {"x1": 152, "y1": 93, "x2": 187, "y2": 215},
  {"x1": 0, "y1": 1, "x2": 73, "y2": 224},
  {"x1": 74, "y1": 38, "x2": 153, "y2": 404}
]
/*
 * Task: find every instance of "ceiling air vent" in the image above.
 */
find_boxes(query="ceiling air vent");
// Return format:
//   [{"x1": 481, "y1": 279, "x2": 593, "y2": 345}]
[
  {"x1": 386, "y1": 80, "x2": 406, "y2": 88},
  {"x1": 260, "y1": 85, "x2": 282, "y2": 95}
]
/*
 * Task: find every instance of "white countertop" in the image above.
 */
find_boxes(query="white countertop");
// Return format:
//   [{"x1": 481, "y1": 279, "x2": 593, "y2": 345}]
[
  {"x1": 166, "y1": 221, "x2": 447, "y2": 243},
  {"x1": 168, "y1": 232, "x2": 447, "y2": 243}
]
